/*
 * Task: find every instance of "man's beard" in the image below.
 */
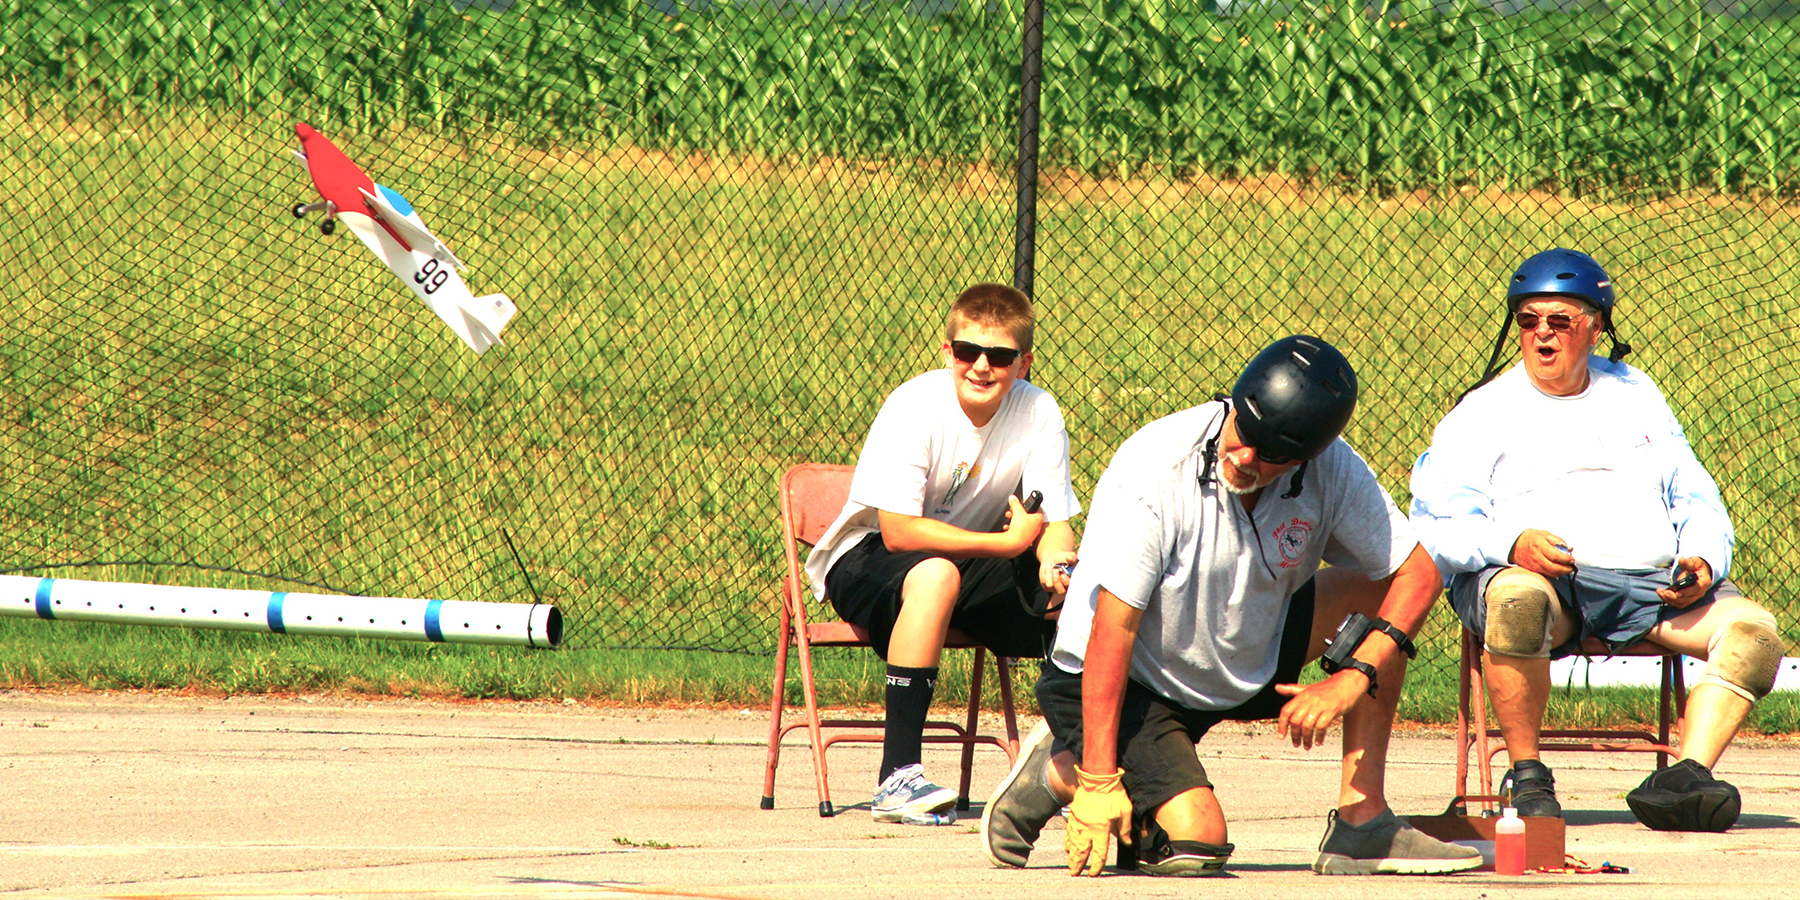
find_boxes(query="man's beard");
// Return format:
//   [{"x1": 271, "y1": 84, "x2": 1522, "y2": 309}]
[{"x1": 1219, "y1": 462, "x2": 1277, "y2": 495}]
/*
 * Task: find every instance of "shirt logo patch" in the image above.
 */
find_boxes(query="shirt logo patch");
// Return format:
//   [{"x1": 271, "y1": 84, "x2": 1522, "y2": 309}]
[
  {"x1": 937, "y1": 461, "x2": 980, "y2": 512},
  {"x1": 1274, "y1": 517, "x2": 1315, "y2": 569}
]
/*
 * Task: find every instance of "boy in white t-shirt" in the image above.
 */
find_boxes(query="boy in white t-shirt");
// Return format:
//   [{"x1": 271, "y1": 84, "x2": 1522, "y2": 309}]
[{"x1": 804, "y1": 283, "x2": 1081, "y2": 824}]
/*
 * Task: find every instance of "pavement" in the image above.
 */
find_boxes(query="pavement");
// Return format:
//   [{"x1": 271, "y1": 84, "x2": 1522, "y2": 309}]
[{"x1": 3, "y1": 690, "x2": 1798, "y2": 898}]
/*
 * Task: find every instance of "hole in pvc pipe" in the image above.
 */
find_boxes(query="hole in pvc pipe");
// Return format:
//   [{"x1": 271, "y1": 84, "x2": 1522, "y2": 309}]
[{"x1": 542, "y1": 607, "x2": 564, "y2": 648}]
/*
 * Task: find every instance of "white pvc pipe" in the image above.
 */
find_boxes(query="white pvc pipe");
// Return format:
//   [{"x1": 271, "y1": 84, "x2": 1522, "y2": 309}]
[{"x1": 0, "y1": 575, "x2": 562, "y2": 649}]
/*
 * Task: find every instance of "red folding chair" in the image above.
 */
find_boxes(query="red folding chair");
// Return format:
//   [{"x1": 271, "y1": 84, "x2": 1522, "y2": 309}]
[
  {"x1": 760, "y1": 462, "x2": 1026, "y2": 817},
  {"x1": 1455, "y1": 628, "x2": 1687, "y2": 813}
]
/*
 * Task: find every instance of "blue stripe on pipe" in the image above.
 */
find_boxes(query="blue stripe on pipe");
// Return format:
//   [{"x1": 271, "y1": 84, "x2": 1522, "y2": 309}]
[
  {"x1": 34, "y1": 578, "x2": 53, "y2": 619},
  {"x1": 424, "y1": 599, "x2": 445, "y2": 642},
  {"x1": 268, "y1": 592, "x2": 287, "y2": 634}
]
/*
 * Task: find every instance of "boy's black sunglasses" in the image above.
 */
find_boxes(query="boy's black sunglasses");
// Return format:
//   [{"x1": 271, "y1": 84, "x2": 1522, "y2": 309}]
[{"x1": 950, "y1": 340, "x2": 1022, "y2": 368}]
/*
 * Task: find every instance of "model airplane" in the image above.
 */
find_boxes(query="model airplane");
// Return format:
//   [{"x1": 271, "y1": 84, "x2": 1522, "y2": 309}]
[{"x1": 290, "y1": 123, "x2": 516, "y2": 355}]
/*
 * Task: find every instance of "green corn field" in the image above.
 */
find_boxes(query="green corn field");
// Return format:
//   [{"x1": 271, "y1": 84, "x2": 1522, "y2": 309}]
[{"x1": 5, "y1": 0, "x2": 1800, "y2": 195}]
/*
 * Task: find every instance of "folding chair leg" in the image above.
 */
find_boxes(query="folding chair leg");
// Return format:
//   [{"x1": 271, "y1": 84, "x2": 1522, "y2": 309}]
[
  {"x1": 1457, "y1": 630, "x2": 1474, "y2": 808},
  {"x1": 996, "y1": 656, "x2": 1020, "y2": 759},
  {"x1": 796, "y1": 629, "x2": 835, "y2": 817},
  {"x1": 956, "y1": 648, "x2": 985, "y2": 812},
  {"x1": 761, "y1": 610, "x2": 792, "y2": 810},
  {"x1": 1657, "y1": 655, "x2": 1690, "y2": 769}
]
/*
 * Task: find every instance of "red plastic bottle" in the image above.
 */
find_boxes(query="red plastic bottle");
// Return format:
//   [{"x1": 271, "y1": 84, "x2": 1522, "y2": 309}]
[{"x1": 1495, "y1": 806, "x2": 1527, "y2": 875}]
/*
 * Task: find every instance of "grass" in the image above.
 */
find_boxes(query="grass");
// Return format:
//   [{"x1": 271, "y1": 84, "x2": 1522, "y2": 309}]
[{"x1": 0, "y1": 102, "x2": 1796, "y2": 728}]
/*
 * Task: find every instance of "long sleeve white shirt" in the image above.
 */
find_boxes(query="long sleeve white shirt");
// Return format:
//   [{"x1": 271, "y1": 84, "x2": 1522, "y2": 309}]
[{"x1": 1409, "y1": 357, "x2": 1733, "y2": 579}]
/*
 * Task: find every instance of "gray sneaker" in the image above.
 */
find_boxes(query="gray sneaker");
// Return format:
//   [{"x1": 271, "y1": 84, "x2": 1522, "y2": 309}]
[
  {"x1": 1312, "y1": 809, "x2": 1483, "y2": 875},
  {"x1": 872, "y1": 764, "x2": 957, "y2": 823},
  {"x1": 981, "y1": 720, "x2": 1062, "y2": 867}
]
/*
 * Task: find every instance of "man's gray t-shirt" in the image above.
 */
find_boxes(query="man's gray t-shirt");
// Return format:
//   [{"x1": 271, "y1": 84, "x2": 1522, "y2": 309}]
[{"x1": 1050, "y1": 402, "x2": 1417, "y2": 711}]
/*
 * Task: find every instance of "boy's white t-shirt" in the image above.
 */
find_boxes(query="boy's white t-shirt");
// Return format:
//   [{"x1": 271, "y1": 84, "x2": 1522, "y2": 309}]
[{"x1": 804, "y1": 368, "x2": 1080, "y2": 599}]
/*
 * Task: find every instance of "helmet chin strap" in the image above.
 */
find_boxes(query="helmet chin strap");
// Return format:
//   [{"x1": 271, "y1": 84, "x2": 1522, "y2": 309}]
[
  {"x1": 1198, "y1": 396, "x2": 1227, "y2": 486},
  {"x1": 1603, "y1": 312, "x2": 1632, "y2": 362},
  {"x1": 1280, "y1": 461, "x2": 1307, "y2": 499},
  {"x1": 1200, "y1": 396, "x2": 1308, "y2": 499}
]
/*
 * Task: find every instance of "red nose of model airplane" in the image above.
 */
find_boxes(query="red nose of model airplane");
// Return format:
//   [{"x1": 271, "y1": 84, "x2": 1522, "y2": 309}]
[{"x1": 289, "y1": 123, "x2": 516, "y2": 355}]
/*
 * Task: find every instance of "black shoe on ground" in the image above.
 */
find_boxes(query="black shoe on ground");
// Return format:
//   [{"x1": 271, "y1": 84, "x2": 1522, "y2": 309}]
[
  {"x1": 1627, "y1": 759, "x2": 1741, "y2": 832},
  {"x1": 1135, "y1": 836, "x2": 1234, "y2": 877},
  {"x1": 1501, "y1": 759, "x2": 1562, "y2": 818}
]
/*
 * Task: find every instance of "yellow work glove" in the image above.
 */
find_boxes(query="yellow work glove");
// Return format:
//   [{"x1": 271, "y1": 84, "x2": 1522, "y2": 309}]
[{"x1": 1064, "y1": 765, "x2": 1133, "y2": 877}]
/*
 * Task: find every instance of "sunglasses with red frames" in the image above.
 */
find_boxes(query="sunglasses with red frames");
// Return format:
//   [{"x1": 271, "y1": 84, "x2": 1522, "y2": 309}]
[
  {"x1": 949, "y1": 340, "x2": 1023, "y2": 368},
  {"x1": 1513, "y1": 312, "x2": 1581, "y2": 333}
]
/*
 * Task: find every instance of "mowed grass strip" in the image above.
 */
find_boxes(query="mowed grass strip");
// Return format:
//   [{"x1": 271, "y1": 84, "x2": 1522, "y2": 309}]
[
  {"x1": 0, "y1": 106, "x2": 1796, "y2": 722},
  {"x1": 6, "y1": 617, "x2": 1800, "y2": 735}
]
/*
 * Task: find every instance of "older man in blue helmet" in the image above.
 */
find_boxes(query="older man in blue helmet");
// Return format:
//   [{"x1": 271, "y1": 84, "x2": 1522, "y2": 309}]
[
  {"x1": 983, "y1": 336, "x2": 1480, "y2": 878},
  {"x1": 1410, "y1": 248, "x2": 1784, "y2": 832}
]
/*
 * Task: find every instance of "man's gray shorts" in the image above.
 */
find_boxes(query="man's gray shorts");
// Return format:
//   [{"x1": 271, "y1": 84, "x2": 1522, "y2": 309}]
[{"x1": 1449, "y1": 565, "x2": 1740, "y2": 658}]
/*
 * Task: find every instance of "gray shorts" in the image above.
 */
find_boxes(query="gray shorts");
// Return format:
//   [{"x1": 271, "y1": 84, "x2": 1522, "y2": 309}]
[{"x1": 1449, "y1": 565, "x2": 1740, "y2": 658}]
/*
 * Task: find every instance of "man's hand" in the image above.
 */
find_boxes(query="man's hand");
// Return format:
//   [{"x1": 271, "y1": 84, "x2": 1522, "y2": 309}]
[
  {"x1": 1273, "y1": 671, "x2": 1367, "y2": 750},
  {"x1": 1510, "y1": 529, "x2": 1576, "y2": 578},
  {"x1": 1038, "y1": 551, "x2": 1077, "y2": 595},
  {"x1": 1065, "y1": 766, "x2": 1132, "y2": 876},
  {"x1": 1657, "y1": 556, "x2": 1713, "y2": 608},
  {"x1": 999, "y1": 495, "x2": 1046, "y2": 557}
]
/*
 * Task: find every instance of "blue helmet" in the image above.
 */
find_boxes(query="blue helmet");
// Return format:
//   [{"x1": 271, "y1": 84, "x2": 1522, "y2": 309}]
[
  {"x1": 1506, "y1": 248, "x2": 1615, "y2": 318},
  {"x1": 1459, "y1": 247, "x2": 1631, "y2": 403}
]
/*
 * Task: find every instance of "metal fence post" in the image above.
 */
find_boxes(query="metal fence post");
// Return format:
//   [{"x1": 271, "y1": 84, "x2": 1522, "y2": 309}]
[{"x1": 1013, "y1": 0, "x2": 1045, "y2": 298}]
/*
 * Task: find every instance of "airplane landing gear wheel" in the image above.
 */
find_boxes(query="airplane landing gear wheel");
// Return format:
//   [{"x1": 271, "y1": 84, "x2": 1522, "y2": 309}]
[
  {"x1": 291, "y1": 204, "x2": 307, "y2": 218},
  {"x1": 321, "y1": 219, "x2": 336, "y2": 235}
]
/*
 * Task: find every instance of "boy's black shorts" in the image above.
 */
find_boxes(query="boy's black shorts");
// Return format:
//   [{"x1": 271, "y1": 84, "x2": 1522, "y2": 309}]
[
  {"x1": 824, "y1": 532, "x2": 1053, "y2": 660},
  {"x1": 1034, "y1": 578, "x2": 1316, "y2": 822}
]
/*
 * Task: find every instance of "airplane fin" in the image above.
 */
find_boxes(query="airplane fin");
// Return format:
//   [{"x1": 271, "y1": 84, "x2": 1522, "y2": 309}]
[
  {"x1": 467, "y1": 293, "x2": 518, "y2": 336},
  {"x1": 358, "y1": 187, "x2": 465, "y2": 270}
]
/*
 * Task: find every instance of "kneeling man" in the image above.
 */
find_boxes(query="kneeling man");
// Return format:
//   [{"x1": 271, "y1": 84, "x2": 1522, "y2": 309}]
[{"x1": 983, "y1": 336, "x2": 1480, "y2": 876}]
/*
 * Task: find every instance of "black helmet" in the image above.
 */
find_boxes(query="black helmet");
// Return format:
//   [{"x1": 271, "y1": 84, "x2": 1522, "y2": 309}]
[{"x1": 1231, "y1": 335, "x2": 1357, "y2": 464}]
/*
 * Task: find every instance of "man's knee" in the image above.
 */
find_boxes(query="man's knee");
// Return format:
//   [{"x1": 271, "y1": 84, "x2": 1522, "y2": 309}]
[
  {"x1": 1699, "y1": 608, "x2": 1783, "y2": 702},
  {"x1": 900, "y1": 557, "x2": 960, "y2": 606},
  {"x1": 1483, "y1": 568, "x2": 1558, "y2": 658},
  {"x1": 1149, "y1": 786, "x2": 1227, "y2": 846}
]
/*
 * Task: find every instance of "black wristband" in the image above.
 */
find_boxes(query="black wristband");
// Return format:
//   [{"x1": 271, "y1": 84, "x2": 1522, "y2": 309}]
[
  {"x1": 1318, "y1": 612, "x2": 1413, "y2": 696},
  {"x1": 1334, "y1": 659, "x2": 1379, "y2": 696}
]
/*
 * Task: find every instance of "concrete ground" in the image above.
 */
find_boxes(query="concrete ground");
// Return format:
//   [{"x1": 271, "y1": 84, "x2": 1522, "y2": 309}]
[{"x1": 3, "y1": 690, "x2": 1797, "y2": 898}]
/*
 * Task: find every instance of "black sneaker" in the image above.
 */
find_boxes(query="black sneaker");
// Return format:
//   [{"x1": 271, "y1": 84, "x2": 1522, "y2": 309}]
[
  {"x1": 1500, "y1": 759, "x2": 1562, "y2": 818},
  {"x1": 1627, "y1": 759, "x2": 1741, "y2": 832},
  {"x1": 1135, "y1": 836, "x2": 1234, "y2": 877}
]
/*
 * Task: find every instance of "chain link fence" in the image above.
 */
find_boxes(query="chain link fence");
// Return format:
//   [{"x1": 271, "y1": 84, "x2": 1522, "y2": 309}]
[{"x1": 1, "y1": 0, "x2": 1795, "y2": 701}]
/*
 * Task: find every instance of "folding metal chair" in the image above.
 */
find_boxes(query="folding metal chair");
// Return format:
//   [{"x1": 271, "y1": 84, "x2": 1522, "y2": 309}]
[
  {"x1": 1455, "y1": 627, "x2": 1687, "y2": 813},
  {"x1": 760, "y1": 462, "x2": 1026, "y2": 817}
]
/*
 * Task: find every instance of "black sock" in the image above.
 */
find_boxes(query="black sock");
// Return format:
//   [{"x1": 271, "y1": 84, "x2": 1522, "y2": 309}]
[{"x1": 879, "y1": 664, "x2": 938, "y2": 783}]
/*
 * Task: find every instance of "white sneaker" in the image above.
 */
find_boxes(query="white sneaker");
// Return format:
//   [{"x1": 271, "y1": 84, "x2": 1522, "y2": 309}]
[{"x1": 872, "y1": 764, "x2": 957, "y2": 823}]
